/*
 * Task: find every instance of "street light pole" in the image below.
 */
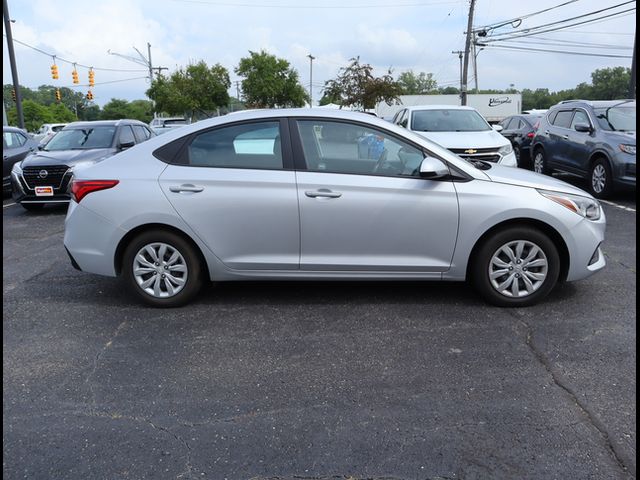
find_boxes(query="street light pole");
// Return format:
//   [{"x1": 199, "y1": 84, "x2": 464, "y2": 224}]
[
  {"x1": 307, "y1": 54, "x2": 315, "y2": 107},
  {"x1": 3, "y1": 0, "x2": 24, "y2": 129}
]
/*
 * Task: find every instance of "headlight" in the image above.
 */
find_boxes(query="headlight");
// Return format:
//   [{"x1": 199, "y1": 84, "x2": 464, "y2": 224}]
[
  {"x1": 538, "y1": 189, "x2": 601, "y2": 221},
  {"x1": 11, "y1": 162, "x2": 23, "y2": 174},
  {"x1": 498, "y1": 143, "x2": 513, "y2": 156},
  {"x1": 619, "y1": 144, "x2": 636, "y2": 155}
]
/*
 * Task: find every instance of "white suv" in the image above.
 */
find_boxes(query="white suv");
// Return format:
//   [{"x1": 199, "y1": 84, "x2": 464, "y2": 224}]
[{"x1": 392, "y1": 105, "x2": 517, "y2": 167}]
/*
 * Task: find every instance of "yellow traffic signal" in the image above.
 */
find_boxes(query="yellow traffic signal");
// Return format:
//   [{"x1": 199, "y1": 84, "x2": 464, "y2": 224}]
[
  {"x1": 11, "y1": 89, "x2": 16, "y2": 101},
  {"x1": 86, "y1": 90, "x2": 93, "y2": 101},
  {"x1": 88, "y1": 69, "x2": 95, "y2": 87},
  {"x1": 51, "y1": 64, "x2": 59, "y2": 80},
  {"x1": 55, "y1": 89, "x2": 61, "y2": 102},
  {"x1": 72, "y1": 69, "x2": 79, "y2": 84}
]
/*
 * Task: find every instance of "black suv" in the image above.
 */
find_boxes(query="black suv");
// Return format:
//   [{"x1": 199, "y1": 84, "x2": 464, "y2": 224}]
[
  {"x1": 530, "y1": 100, "x2": 636, "y2": 198},
  {"x1": 11, "y1": 120, "x2": 155, "y2": 210},
  {"x1": 3, "y1": 126, "x2": 39, "y2": 194}
]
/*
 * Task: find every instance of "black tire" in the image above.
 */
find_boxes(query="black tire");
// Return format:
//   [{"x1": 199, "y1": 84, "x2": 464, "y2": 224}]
[
  {"x1": 588, "y1": 158, "x2": 613, "y2": 199},
  {"x1": 122, "y1": 230, "x2": 204, "y2": 307},
  {"x1": 514, "y1": 145, "x2": 527, "y2": 169},
  {"x1": 21, "y1": 203, "x2": 45, "y2": 211},
  {"x1": 532, "y1": 148, "x2": 550, "y2": 175},
  {"x1": 471, "y1": 226, "x2": 560, "y2": 307}
]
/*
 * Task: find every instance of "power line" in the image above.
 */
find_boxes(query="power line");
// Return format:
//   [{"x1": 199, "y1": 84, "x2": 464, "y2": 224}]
[
  {"x1": 171, "y1": 0, "x2": 459, "y2": 7},
  {"x1": 484, "y1": 3, "x2": 635, "y2": 40},
  {"x1": 56, "y1": 76, "x2": 150, "y2": 89},
  {"x1": 482, "y1": 8, "x2": 635, "y2": 42},
  {"x1": 474, "y1": 0, "x2": 580, "y2": 32},
  {"x1": 480, "y1": 43, "x2": 633, "y2": 58},
  {"x1": 504, "y1": 38, "x2": 633, "y2": 49},
  {"x1": 4, "y1": 36, "x2": 149, "y2": 72}
]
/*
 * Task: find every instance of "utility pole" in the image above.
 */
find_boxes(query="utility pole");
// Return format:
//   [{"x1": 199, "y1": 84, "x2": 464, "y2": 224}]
[
  {"x1": 630, "y1": 30, "x2": 636, "y2": 99},
  {"x1": 461, "y1": 0, "x2": 476, "y2": 106},
  {"x1": 307, "y1": 54, "x2": 315, "y2": 107},
  {"x1": 108, "y1": 43, "x2": 165, "y2": 82},
  {"x1": 472, "y1": 36, "x2": 479, "y2": 93},
  {"x1": 147, "y1": 42, "x2": 154, "y2": 81},
  {"x1": 452, "y1": 50, "x2": 464, "y2": 102},
  {"x1": 235, "y1": 81, "x2": 241, "y2": 101},
  {"x1": 3, "y1": 0, "x2": 24, "y2": 129}
]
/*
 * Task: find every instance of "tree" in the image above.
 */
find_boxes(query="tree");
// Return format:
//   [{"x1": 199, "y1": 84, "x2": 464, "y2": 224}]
[
  {"x1": 235, "y1": 50, "x2": 308, "y2": 108},
  {"x1": 323, "y1": 57, "x2": 402, "y2": 110},
  {"x1": 100, "y1": 99, "x2": 154, "y2": 123},
  {"x1": 8, "y1": 100, "x2": 54, "y2": 132},
  {"x1": 147, "y1": 60, "x2": 231, "y2": 117},
  {"x1": 590, "y1": 67, "x2": 630, "y2": 100},
  {"x1": 397, "y1": 70, "x2": 437, "y2": 94}
]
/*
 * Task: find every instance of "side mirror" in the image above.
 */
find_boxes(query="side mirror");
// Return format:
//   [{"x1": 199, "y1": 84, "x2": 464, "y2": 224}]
[
  {"x1": 492, "y1": 124, "x2": 504, "y2": 132},
  {"x1": 419, "y1": 157, "x2": 449, "y2": 179},
  {"x1": 574, "y1": 123, "x2": 592, "y2": 133},
  {"x1": 119, "y1": 141, "x2": 135, "y2": 150}
]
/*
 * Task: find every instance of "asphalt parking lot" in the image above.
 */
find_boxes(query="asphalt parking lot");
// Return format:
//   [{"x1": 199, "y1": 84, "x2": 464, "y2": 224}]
[{"x1": 3, "y1": 178, "x2": 636, "y2": 480}]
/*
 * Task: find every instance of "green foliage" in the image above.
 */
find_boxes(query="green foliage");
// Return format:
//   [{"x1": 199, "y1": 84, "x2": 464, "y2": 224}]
[
  {"x1": 235, "y1": 50, "x2": 308, "y2": 108},
  {"x1": 397, "y1": 70, "x2": 437, "y2": 94},
  {"x1": 101, "y1": 98, "x2": 154, "y2": 123},
  {"x1": 146, "y1": 60, "x2": 231, "y2": 116},
  {"x1": 323, "y1": 57, "x2": 402, "y2": 110},
  {"x1": 7, "y1": 99, "x2": 77, "y2": 132}
]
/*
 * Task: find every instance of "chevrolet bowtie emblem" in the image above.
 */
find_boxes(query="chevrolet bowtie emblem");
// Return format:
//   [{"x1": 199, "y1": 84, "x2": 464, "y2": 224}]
[{"x1": 464, "y1": 149, "x2": 478, "y2": 154}]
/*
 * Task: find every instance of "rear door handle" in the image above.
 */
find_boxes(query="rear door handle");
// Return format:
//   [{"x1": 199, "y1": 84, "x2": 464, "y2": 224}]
[
  {"x1": 544, "y1": 130, "x2": 550, "y2": 135},
  {"x1": 562, "y1": 135, "x2": 569, "y2": 140},
  {"x1": 305, "y1": 189, "x2": 342, "y2": 198},
  {"x1": 169, "y1": 184, "x2": 204, "y2": 193}
]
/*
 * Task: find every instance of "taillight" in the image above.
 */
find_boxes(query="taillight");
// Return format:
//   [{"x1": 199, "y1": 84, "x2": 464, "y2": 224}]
[
  {"x1": 71, "y1": 179, "x2": 119, "y2": 203},
  {"x1": 527, "y1": 131, "x2": 535, "y2": 138}
]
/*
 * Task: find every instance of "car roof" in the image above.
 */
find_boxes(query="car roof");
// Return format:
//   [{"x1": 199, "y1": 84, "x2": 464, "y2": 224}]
[
  {"x1": 3, "y1": 126, "x2": 28, "y2": 133},
  {"x1": 554, "y1": 99, "x2": 636, "y2": 109},
  {"x1": 63, "y1": 119, "x2": 147, "y2": 128}
]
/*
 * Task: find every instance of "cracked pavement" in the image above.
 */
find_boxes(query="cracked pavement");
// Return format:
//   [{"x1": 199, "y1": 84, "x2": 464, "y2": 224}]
[{"x1": 3, "y1": 186, "x2": 636, "y2": 480}]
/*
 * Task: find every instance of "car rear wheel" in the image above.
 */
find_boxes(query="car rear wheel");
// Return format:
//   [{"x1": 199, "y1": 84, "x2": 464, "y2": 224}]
[
  {"x1": 122, "y1": 230, "x2": 204, "y2": 307},
  {"x1": 589, "y1": 159, "x2": 613, "y2": 199},
  {"x1": 471, "y1": 227, "x2": 560, "y2": 307},
  {"x1": 532, "y1": 149, "x2": 549, "y2": 175}
]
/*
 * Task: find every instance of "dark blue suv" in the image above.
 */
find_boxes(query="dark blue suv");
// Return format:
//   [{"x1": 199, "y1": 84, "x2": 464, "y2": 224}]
[{"x1": 531, "y1": 100, "x2": 636, "y2": 198}]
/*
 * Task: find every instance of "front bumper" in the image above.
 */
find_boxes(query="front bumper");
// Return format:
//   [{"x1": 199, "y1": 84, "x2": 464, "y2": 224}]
[
  {"x1": 11, "y1": 168, "x2": 72, "y2": 204},
  {"x1": 564, "y1": 209, "x2": 607, "y2": 282}
]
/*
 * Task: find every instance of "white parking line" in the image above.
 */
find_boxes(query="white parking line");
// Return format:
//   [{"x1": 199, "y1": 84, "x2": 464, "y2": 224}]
[
  {"x1": 3, "y1": 202, "x2": 17, "y2": 209},
  {"x1": 600, "y1": 200, "x2": 636, "y2": 213}
]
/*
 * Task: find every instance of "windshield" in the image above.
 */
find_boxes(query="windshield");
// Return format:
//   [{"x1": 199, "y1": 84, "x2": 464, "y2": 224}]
[
  {"x1": 411, "y1": 109, "x2": 492, "y2": 132},
  {"x1": 594, "y1": 105, "x2": 636, "y2": 132},
  {"x1": 44, "y1": 126, "x2": 116, "y2": 151}
]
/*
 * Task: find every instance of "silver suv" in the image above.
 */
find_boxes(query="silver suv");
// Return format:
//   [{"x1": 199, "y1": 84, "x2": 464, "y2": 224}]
[{"x1": 531, "y1": 100, "x2": 636, "y2": 198}]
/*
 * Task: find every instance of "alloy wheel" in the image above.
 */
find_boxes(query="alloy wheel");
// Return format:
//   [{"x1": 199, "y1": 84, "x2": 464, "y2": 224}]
[
  {"x1": 591, "y1": 163, "x2": 607, "y2": 194},
  {"x1": 533, "y1": 153, "x2": 544, "y2": 174}
]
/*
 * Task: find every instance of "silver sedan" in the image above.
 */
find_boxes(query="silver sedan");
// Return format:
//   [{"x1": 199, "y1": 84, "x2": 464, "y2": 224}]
[{"x1": 63, "y1": 109, "x2": 606, "y2": 307}]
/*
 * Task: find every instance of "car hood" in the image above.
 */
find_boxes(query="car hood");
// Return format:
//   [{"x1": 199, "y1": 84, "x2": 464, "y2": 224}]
[
  {"x1": 412, "y1": 130, "x2": 509, "y2": 149},
  {"x1": 483, "y1": 164, "x2": 592, "y2": 197},
  {"x1": 603, "y1": 130, "x2": 636, "y2": 144},
  {"x1": 20, "y1": 148, "x2": 116, "y2": 168}
]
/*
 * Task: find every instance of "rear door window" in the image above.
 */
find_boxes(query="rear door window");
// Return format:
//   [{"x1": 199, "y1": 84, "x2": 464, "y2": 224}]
[
  {"x1": 186, "y1": 121, "x2": 283, "y2": 169},
  {"x1": 551, "y1": 110, "x2": 573, "y2": 129}
]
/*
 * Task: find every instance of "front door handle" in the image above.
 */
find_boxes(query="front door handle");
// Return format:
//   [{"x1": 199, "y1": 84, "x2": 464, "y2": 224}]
[
  {"x1": 169, "y1": 184, "x2": 204, "y2": 193},
  {"x1": 305, "y1": 189, "x2": 342, "y2": 198},
  {"x1": 562, "y1": 135, "x2": 569, "y2": 140}
]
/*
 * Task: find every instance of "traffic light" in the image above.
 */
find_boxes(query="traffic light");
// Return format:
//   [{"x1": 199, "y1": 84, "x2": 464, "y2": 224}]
[
  {"x1": 55, "y1": 89, "x2": 61, "y2": 102},
  {"x1": 88, "y1": 69, "x2": 95, "y2": 87},
  {"x1": 51, "y1": 64, "x2": 59, "y2": 80},
  {"x1": 86, "y1": 90, "x2": 93, "y2": 101},
  {"x1": 11, "y1": 88, "x2": 16, "y2": 101},
  {"x1": 72, "y1": 69, "x2": 79, "y2": 84}
]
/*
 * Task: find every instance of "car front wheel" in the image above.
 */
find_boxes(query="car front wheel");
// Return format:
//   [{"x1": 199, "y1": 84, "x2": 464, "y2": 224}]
[
  {"x1": 589, "y1": 159, "x2": 613, "y2": 199},
  {"x1": 472, "y1": 227, "x2": 560, "y2": 307},
  {"x1": 122, "y1": 230, "x2": 204, "y2": 307}
]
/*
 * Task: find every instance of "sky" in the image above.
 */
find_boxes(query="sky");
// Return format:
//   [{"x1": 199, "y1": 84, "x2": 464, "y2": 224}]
[{"x1": 2, "y1": 0, "x2": 636, "y2": 107}]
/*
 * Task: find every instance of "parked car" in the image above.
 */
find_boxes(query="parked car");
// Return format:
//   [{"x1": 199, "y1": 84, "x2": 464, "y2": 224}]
[
  {"x1": 32, "y1": 123, "x2": 68, "y2": 146},
  {"x1": 63, "y1": 109, "x2": 606, "y2": 308},
  {"x1": 149, "y1": 117, "x2": 189, "y2": 128},
  {"x1": 151, "y1": 124, "x2": 187, "y2": 135},
  {"x1": 3, "y1": 126, "x2": 39, "y2": 194},
  {"x1": 531, "y1": 100, "x2": 636, "y2": 198},
  {"x1": 391, "y1": 105, "x2": 517, "y2": 167},
  {"x1": 498, "y1": 114, "x2": 543, "y2": 169},
  {"x1": 11, "y1": 120, "x2": 155, "y2": 210}
]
